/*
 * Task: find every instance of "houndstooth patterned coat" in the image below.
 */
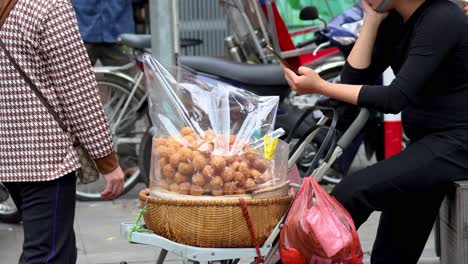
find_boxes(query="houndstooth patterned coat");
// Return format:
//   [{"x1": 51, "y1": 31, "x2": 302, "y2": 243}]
[{"x1": 0, "y1": 0, "x2": 116, "y2": 182}]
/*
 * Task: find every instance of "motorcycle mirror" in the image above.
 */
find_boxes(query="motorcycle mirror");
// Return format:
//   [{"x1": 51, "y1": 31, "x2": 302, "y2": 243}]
[{"x1": 299, "y1": 6, "x2": 319, "y2": 21}]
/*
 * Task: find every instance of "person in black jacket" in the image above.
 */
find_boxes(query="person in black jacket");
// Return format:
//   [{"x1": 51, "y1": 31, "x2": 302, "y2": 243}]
[{"x1": 282, "y1": 0, "x2": 468, "y2": 263}]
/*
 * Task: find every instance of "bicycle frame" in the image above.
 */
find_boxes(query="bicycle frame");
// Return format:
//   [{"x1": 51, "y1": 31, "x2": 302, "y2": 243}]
[{"x1": 93, "y1": 61, "x2": 146, "y2": 145}]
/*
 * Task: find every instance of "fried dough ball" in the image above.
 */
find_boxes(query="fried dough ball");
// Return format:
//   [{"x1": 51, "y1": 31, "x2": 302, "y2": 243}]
[
  {"x1": 239, "y1": 161, "x2": 251, "y2": 177},
  {"x1": 183, "y1": 135, "x2": 196, "y2": 146},
  {"x1": 245, "y1": 178, "x2": 257, "y2": 190},
  {"x1": 167, "y1": 147, "x2": 179, "y2": 160},
  {"x1": 210, "y1": 176, "x2": 224, "y2": 189},
  {"x1": 192, "y1": 155, "x2": 207, "y2": 171},
  {"x1": 180, "y1": 127, "x2": 194, "y2": 136},
  {"x1": 252, "y1": 159, "x2": 268, "y2": 173},
  {"x1": 245, "y1": 149, "x2": 257, "y2": 161},
  {"x1": 250, "y1": 169, "x2": 262, "y2": 180},
  {"x1": 174, "y1": 172, "x2": 188, "y2": 184},
  {"x1": 191, "y1": 173, "x2": 206, "y2": 186},
  {"x1": 190, "y1": 185, "x2": 204, "y2": 196},
  {"x1": 233, "y1": 171, "x2": 246, "y2": 187},
  {"x1": 198, "y1": 142, "x2": 215, "y2": 155},
  {"x1": 167, "y1": 136, "x2": 183, "y2": 147},
  {"x1": 167, "y1": 142, "x2": 182, "y2": 151},
  {"x1": 162, "y1": 164, "x2": 176, "y2": 180},
  {"x1": 224, "y1": 156, "x2": 235, "y2": 166},
  {"x1": 169, "y1": 153, "x2": 181, "y2": 168},
  {"x1": 159, "y1": 157, "x2": 169, "y2": 168},
  {"x1": 211, "y1": 156, "x2": 226, "y2": 171},
  {"x1": 203, "y1": 130, "x2": 215, "y2": 141},
  {"x1": 211, "y1": 188, "x2": 224, "y2": 196},
  {"x1": 154, "y1": 138, "x2": 167, "y2": 147},
  {"x1": 179, "y1": 182, "x2": 191, "y2": 195},
  {"x1": 203, "y1": 183, "x2": 212, "y2": 193},
  {"x1": 169, "y1": 183, "x2": 180, "y2": 193},
  {"x1": 178, "y1": 147, "x2": 193, "y2": 161},
  {"x1": 230, "y1": 161, "x2": 241, "y2": 171},
  {"x1": 223, "y1": 182, "x2": 237, "y2": 195},
  {"x1": 156, "y1": 179, "x2": 169, "y2": 190},
  {"x1": 178, "y1": 162, "x2": 194, "y2": 176},
  {"x1": 157, "y1": 146, "x2": 171, "y2": 159},
  {"x1": 221, "y1": 167, "x2": 234, "y2": 182},
  {"x1": 202, "y1": 165, "x2": 215, "y2": 179}
]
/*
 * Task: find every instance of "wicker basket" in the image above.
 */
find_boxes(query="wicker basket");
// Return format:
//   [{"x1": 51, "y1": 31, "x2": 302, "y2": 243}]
[{"x1": 139, "y1": 189, "x2": 293, "y2": 248}]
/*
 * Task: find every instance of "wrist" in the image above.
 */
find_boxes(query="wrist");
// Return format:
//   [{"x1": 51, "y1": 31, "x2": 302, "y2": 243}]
[{"x1": 317, "y1": 79, "x2": 330, "y2": 95}]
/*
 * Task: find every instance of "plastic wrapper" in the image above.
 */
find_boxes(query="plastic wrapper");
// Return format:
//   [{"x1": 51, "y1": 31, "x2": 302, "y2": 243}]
[
  {"x1": 280, "y1": 177, "x2": 363, "y2": 264},
  {"x1": 143, "y1": 55, "x2": 286, "y2": 197}
]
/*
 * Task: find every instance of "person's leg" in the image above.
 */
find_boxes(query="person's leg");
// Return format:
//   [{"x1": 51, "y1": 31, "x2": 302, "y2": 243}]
[
  {"x1": 16, "y1": 172, "x2": 77, "y2": 264},
  {"x1": 371, "y1": 191, "x2": 445, "y2": 264},
  {"x1": 331, "y1": 132, "x2": 468, "y2": 263}
]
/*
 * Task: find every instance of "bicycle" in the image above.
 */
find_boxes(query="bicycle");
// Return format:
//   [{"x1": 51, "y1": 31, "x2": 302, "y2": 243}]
[{"x1": 75, "y1": 37, "x2": 149, "y2": 201}]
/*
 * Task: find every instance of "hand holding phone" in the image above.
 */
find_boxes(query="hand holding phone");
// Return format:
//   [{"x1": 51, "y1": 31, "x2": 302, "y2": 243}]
[{"x1": 265, "y1": 45, "x2": 300, "y2": 75}]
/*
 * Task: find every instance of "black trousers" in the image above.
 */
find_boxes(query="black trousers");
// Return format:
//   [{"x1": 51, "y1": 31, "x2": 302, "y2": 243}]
[
  {"x1": 4, "y1": 172, "x2": 77, "y2": 264},
  {"x1": 331, "y1": 130, "x2": 468, "y2": 264}
]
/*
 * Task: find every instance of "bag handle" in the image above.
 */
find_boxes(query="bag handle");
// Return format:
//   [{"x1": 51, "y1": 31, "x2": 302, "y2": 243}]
[{"x1": 0, "y1": 38, "x2": 70, "y2": 134}]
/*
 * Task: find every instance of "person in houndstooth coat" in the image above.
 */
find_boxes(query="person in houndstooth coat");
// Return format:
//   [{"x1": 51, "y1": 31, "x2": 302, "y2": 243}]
[{"x1": 0, "y1": 0, "x2": 125, "y2": 263}]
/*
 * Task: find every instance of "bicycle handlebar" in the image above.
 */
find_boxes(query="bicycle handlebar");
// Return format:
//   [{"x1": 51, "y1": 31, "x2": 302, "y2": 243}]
[{"x1": 337, "y1": 108, "x2": 371, "y2": 149}]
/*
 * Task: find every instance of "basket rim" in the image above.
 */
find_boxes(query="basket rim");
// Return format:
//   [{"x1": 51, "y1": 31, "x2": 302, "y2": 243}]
[{"x1": 139, "y1": 188, "x2": 293, "y2": 206}]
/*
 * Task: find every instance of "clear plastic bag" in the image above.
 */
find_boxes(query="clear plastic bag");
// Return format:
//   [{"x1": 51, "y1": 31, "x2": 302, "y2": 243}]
[
  {"x1": 143, "y1": 55, "x2": 285, "y2": 197},
  {"x1": 280, "y1": 177, "x2": 363, "y2": 264}
]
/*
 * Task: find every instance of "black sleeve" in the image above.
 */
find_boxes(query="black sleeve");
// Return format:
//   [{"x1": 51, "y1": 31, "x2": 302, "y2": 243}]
[
  {"x1": 358, "y1": 7, "x2": 460, "y2": 114},
  {"x1": 340, "y1": 13, "x2": 399, "y2": 85}
]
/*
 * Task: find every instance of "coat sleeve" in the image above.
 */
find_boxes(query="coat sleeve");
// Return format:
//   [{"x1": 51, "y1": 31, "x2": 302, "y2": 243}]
[{"x1": 39, "y1": 0, "x2": 118, "y2": 174}]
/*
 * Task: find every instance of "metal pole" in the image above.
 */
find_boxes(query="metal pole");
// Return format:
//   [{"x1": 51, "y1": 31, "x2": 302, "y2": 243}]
[{"x1": 150, "y1": 0, "x2": 176, "y2": 65}]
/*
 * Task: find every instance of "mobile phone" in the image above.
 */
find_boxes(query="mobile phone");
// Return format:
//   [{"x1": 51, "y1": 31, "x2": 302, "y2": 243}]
[
  {"x1": 265, "y1": 45, "x2": 300, "y2": 75},
  {"x1": 375, "y1": 0, "x2": 391, "y2": 13}
]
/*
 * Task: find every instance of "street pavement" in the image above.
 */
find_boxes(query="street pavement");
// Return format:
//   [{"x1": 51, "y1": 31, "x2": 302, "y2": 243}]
[{"x1": 0, "y1": 181, "x2": 439, "y2": 264}]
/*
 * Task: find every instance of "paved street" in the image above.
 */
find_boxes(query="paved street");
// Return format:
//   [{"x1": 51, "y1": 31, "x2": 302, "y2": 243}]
[{"x1": 0, "y1": 182, "x2": 439, "y2": 264}]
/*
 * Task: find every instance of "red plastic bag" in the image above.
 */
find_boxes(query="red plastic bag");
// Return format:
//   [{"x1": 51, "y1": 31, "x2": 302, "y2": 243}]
[{"x1": 280, "y1": 177, "x2": 363, "y2": 264}]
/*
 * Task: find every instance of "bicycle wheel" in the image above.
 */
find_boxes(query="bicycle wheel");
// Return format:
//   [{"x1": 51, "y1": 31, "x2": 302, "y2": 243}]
[{"x1": 76, "y1": 74, "x2": 148, "y2": 201}]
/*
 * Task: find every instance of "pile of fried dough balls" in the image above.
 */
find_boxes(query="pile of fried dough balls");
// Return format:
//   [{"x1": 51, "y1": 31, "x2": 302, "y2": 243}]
[{"x1": 152, "y1": 127, "x2": 273, "y2": 196}]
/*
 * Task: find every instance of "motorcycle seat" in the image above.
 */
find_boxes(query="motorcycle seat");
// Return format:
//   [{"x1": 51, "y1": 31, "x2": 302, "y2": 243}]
[{"x1": 180, "y1": 56, "x2": 289, "y2": 87}]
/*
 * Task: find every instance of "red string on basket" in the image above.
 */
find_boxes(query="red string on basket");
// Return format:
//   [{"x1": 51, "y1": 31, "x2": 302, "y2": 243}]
[{"x1": 239, "y1": 198, "x2": 265, "y2": 264}]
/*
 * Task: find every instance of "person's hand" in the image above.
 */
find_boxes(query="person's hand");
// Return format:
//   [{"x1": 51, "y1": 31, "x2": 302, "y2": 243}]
[
  {"x1": 101, "y1": 166, "x2": 124, "y2": 200},
  {"x1": 282, "y1": 65, "x2": 326, "y2": 95},
  {"x1": 362, "y1": 0, "x2": 389, "y2": 24}
]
